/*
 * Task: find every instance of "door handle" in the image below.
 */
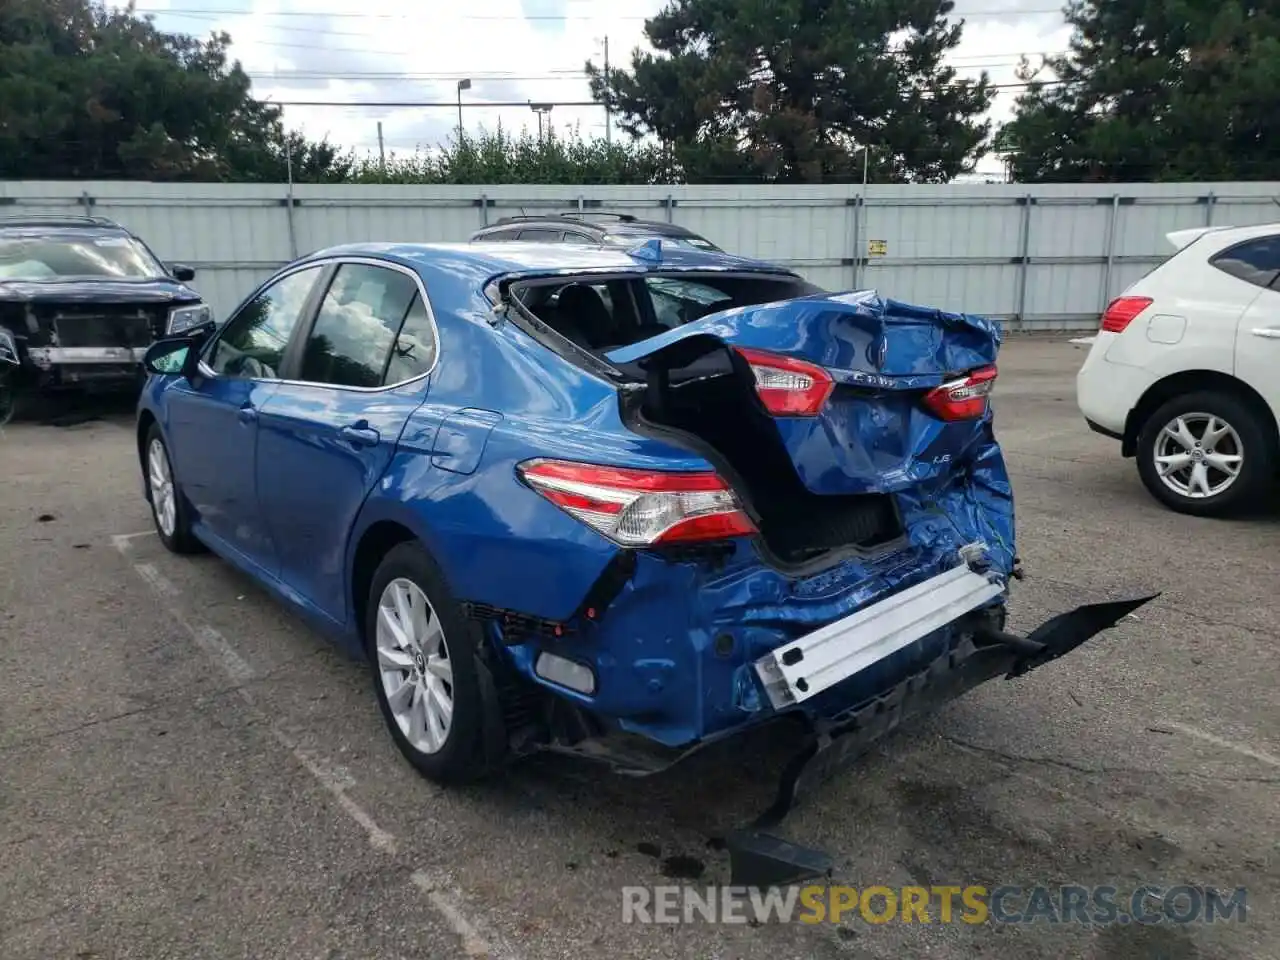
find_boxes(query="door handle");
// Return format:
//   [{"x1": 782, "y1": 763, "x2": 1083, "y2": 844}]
[
  {"x1": 1250, "y1": 327, "x2": 1280, "y2": 339},
  {"x1": 237, "y1": 405, "x2": 257, "y2": 424},
  {"x1": 340, "y1": 423, "x2": 380, "y2": 447}
]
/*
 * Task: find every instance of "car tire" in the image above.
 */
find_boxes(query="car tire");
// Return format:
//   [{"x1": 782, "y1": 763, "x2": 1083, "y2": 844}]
[
  {"x1": 365, "y1": 542, "x2": 488, "y2": 785},
  {"x1": 143, "y1": 424, "x2": 204, "y2": 553},
  {"x1": 1135, "y1": 390, "x2": 1274, "y2": 517}
]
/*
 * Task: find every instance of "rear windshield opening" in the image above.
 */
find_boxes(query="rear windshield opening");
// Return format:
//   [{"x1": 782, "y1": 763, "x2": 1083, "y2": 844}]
[{"x1": 514, "y1": 272, "x2": 820, "y2": 355}]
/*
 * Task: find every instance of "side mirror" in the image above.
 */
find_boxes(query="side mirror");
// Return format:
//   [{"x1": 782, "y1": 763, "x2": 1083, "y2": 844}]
[
  {"x1": 143, "y1": 336, "x2": 203, "y2": 379},
  {"x1": 168, "y1": 262, "x2": 196, "y2": 282}
]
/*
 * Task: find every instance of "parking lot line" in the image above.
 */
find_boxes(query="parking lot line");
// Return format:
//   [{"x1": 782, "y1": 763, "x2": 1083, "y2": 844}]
[
  {"x1": 109, "y1": 530, "x2": 156, "y2": 551},
  {"x1": 110, "y1": 531, "x2": 518, "y2": 960},
  {"x1": 1164, "y1": 721, "x2": 1280, "y2": 770}
]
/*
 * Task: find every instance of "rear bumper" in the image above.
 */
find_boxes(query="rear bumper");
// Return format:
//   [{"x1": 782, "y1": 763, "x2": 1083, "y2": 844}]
[
  {"x1": 753, "y1": 560, "x2": 1004, "y2": 710},
  {"x1": 1086, "y1": 418, "x2": 1124, "y2": 442},
  {"x1": 1076, "y1": 335, "x2": 1153, "y2": 437},
  {"x1": 722, "y1": 591, "x2": 1158, "y2": 885}
]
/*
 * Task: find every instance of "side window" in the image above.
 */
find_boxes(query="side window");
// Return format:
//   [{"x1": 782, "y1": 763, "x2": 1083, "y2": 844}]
[
  {"x1": 298, "y1": 263, "x2": 418, "y2": 388},
  {"x1": 562, "y1": 232, "x2": 597, "y2": 246},
  {"x1": 1210, "y1": 236, "x2": 1280, "y2": 289},
  {"x1": 208, "y1": 265, "x2": 322, "y2": 379},
  {"x1": 517, "y1": 229, "x2": 564, "y2": 242},
  {"x1": 382, "y1": 295, "x2": 438, "y2": 384},
  {"x1": 643, "y1": 277, "x2": 734, "y2": 329},
  {"x1": 478, "y1": 228, "x2": 519, "y2": 242}
]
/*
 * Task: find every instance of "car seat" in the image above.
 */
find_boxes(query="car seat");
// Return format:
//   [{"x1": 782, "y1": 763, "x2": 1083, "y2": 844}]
[{"x1": 556, "y1": 284, "x2": 619, "y2": 349}]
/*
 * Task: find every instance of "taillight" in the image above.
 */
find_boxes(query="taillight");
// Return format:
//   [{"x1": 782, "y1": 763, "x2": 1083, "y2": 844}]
[
  {"x1": 734, "y1": 347, "x2": 834, "y2": 416},
  {"x1": 922, "y1": 365, "x2": 998, "y2": 421},
  {"x1": 1100, "y1": 296, "x2": 1153, "y2": 333},
  {"x1": 517, "y1": 459, "x2": 758, "y2": 546}
]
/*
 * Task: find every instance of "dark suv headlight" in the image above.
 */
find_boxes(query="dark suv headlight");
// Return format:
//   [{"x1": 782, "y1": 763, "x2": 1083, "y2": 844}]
[{"x1": 166, "y1": 303, "x2": 212, "y2": 335}]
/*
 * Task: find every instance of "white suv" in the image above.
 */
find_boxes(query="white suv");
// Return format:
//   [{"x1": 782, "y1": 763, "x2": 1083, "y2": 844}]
[{"x1": 1077, "y1": 222, "x2": 1280, "y2": 516}]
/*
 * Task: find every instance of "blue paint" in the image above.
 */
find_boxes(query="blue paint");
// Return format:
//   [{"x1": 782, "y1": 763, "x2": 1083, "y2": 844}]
[{"x1": 139, "y1": 242, "x2": 1013, "y2": 753}]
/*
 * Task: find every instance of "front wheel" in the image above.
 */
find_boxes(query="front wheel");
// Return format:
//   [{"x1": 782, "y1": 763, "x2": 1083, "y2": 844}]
[
  {"x1": 144, "y1": 425, "x2": 203, "y2": 553},
  {"x1": 1135, "y1": 391, "x2": 1274, "y2": 517},
  {"x1": 366, "y1": 542, "x2": 490, "y2": 784}
]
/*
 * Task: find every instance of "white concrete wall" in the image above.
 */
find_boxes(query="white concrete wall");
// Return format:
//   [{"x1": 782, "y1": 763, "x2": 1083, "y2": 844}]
[{"x1": 4, "y1": 180, "x2": 1278, "y2": 329}]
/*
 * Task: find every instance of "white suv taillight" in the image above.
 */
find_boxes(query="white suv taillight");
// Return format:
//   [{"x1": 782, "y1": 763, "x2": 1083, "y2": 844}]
[
  {"x1": 517, "y1": 459, "x2": 757, "y2": 546},
  {"x1": 1100, "y1": 296, "x2": 1153, "y2": 333}
]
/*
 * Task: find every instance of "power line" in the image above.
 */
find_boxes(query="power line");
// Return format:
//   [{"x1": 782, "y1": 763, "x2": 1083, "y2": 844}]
[
  {"x1": 272, "y1": 81, "x2": 1060, "y2": 108},
  {"x1": 274, "y1": 99, "x2": 604, "y2": 108},
  {"x1": 138, "y1": 5, "x2": 1066, "y2": 19}
]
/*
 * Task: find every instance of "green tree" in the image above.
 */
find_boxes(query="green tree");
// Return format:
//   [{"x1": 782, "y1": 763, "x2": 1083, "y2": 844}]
[
  {"x1": 999, "y1": 1, "x2": 1280, "y2": 182},
  {"x1": 0, "y1": 0, "x2": 350, "y2": 181},
  {"x1": 585, "y1": 0, "x2": 994, "y2": 184}
]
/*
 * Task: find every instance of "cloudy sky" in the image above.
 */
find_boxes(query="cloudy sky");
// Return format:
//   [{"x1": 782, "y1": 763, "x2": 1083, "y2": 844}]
[{"x1": 126, "y1": 0, "x2": 1073, "y2": 175}]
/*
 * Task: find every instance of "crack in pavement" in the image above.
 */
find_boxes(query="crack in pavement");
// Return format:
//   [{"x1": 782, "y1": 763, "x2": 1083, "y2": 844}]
[
  {"x1": 0, "y1": 655, "x2": 330, "y2": 755},
  {"x1": 941, "y1": 735, "x2": 1280, "y2": 784}
]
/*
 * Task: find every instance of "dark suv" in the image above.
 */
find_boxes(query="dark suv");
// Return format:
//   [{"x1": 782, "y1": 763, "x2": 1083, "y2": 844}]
[
  {"x1": 469, "y1": 212, "x2": 722, "y2": 251},
  {"x1": 0, "y1": 216, "x2": 209, "y2": 405}
]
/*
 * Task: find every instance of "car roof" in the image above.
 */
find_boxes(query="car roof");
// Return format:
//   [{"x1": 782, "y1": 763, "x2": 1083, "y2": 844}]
[
  {"x1": 301, "y1": 241, "x2": 788, "y2": 286},
  {"x1": 0, "y1": 215, "x2": 133, "y2": 239},
  {"x1": 475, "y1": 214, "x2": 708, "y2": 239}
]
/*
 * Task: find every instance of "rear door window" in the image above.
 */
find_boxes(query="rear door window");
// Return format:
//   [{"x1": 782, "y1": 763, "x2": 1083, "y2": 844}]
[
  {"x1": 1210, "y1": 236, "x2": 1280, "y2": 288},
  {"x1": 297, "y1": 263, "x2": 420, "y2": 388},
  {"x1": 381, "y1": 295, "x2": 438, "y2": 384}
]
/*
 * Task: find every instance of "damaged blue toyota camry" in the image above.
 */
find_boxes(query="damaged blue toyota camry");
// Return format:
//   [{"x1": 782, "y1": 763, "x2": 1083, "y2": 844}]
[{"x1": 136, "y1": 240, "x2": 1153, "y2": 883}]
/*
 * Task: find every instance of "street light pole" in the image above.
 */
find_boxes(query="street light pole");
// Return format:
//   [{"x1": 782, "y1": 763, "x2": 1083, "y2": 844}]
[
  {"x1": 456, "y1": 78, "x2": 471, "y2": 144},
  {"x1": 530, "y1": 103, "x2": 554, "y2": 142}
]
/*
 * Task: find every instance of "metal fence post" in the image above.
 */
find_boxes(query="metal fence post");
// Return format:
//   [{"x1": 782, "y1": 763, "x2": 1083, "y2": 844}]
[
  {"x1": 1099, "y1": 194, "x2": 1120, "y2": 312},
  {"x1": 282, "y1": 189, "x2": 298, "y2": 259},
  {"x1": 1014, "y1": 195, "x2": 1033, "y2": 329},
  {"x1": 1205, "y1": 191, "x2": 1216, "y2": 226},
  {"x1": 79, "y1": 190, "x2": 94, "y2": 217},
  {"x1": 664, "y1": 194, "x2": 674, "y2": 223},
  {"x1": 850, "y1": 193, "x2": 863, "y2": 289}
]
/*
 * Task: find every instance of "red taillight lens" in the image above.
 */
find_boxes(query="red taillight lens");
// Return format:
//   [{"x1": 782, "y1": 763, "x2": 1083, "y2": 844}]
[
  {"x1": 734, "y1": 347, "x2": 834, "y2": 416},
  {"x1": 517, "y1": 459, "x2": 757, "y2": 546},
  {"x1": 1100, "y1": 296, "x2": 1153, "y2": 333},
  {"x1": 922, "y1": 365, "x2": 998, "y2": 421}
]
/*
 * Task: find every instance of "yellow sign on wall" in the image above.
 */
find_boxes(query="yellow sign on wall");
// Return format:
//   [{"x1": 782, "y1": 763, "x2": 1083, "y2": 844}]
[{"x1": 867, "y1": 239, "x2": 888, "y2": 257}]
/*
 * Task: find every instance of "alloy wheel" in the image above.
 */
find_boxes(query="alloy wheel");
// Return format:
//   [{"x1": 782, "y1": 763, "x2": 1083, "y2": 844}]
[
  {"x1": 1153, "y1": 412, "x2": 1244, "y2": 500},
  {"x1": 375, "y1": 577, "x2": 454, "y2": 755},
  {"x1": 148, "y1": 438, "x2": 178, "y2": 536}
]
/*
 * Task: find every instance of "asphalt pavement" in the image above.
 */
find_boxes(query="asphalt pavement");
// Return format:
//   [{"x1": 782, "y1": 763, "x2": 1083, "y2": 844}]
[{"x1": 1, "y1": 339, "x2": 1276, "y2": 960}]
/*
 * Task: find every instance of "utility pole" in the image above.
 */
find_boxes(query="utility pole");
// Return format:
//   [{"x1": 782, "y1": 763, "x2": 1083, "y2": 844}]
[
  {"x1": 603, "y1": 35, "x2": 611, "y2": 146},
  {"x1": 376, "y1": 121, "x2": 385, "y2": 176}
]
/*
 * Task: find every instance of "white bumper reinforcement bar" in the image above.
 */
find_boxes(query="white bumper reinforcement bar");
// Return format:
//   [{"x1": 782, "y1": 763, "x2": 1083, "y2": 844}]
[{"x1": 753, "y1": 557, "x2": 1006, "y2": 710}]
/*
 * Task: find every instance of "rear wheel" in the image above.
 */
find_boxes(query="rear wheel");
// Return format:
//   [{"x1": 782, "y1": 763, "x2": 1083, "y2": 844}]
[
  {"x1": 366, "y1": 542, "x2": 489, "y2": 784},
  {"x1": 1135, "y1": 391, "x2": 1273, "y2": 517}
]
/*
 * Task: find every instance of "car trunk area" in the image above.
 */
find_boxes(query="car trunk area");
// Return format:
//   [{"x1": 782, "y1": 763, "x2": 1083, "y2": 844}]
[
  {"x1": 508, "y1": 271, "x2": 914, "y2": 566},
  {"x1": 623, "y1": 341, "x2": 905, "y2": 565}
]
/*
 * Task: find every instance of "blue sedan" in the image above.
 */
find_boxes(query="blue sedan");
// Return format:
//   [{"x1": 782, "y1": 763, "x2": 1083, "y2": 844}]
[{"x1": 136, "y1": 241, "x2": 1151, "y2": 847}]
